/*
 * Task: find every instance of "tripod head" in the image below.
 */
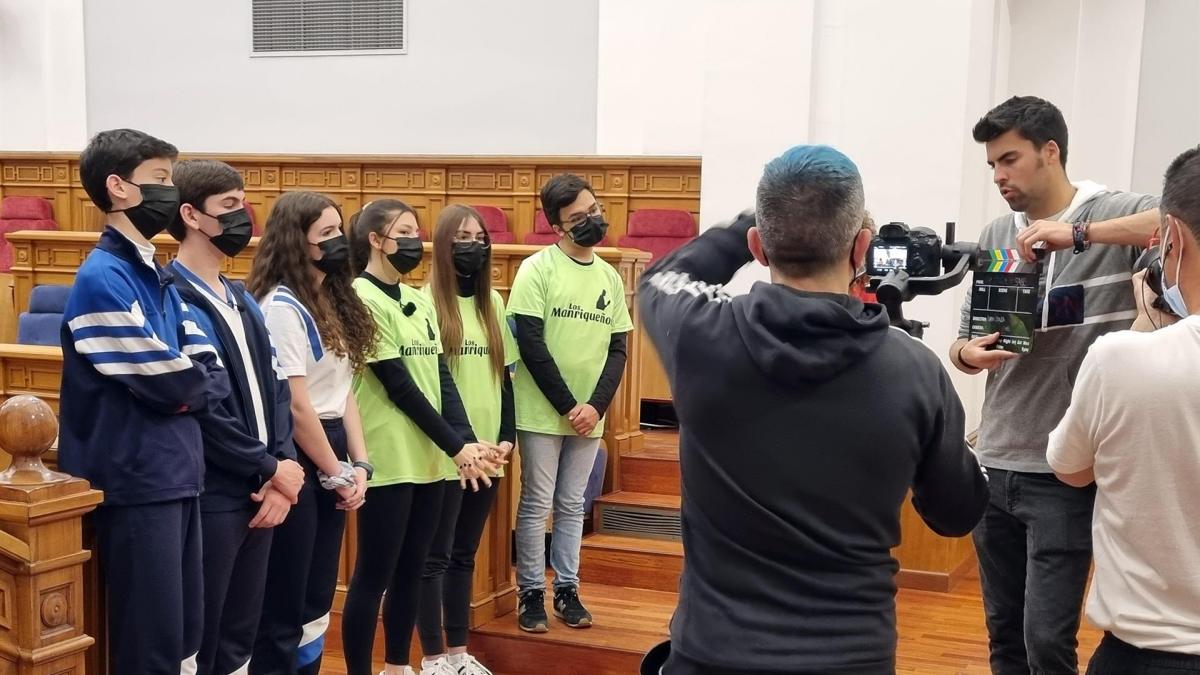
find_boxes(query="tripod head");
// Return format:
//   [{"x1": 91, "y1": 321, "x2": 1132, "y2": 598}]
[{"x1": 866, "y1": 221, "x2": 980, "y2": 339}]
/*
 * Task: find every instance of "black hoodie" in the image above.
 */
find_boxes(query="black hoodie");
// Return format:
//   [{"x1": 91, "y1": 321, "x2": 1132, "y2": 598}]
[{"x1": 639, "y1": 213, "x2": 988, "y2": 674}]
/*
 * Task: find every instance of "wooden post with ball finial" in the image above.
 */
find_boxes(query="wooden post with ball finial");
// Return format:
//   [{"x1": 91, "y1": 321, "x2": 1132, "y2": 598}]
[{"x1": 0, "y1": 395, "x2": 103, "y2": 674}]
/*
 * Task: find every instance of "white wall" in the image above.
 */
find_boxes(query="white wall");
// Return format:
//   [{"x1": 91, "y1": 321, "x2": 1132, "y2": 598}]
[
  {"x1": 1131, "y1": 0, "x2": 1200, "y2": 194},
  {"x1": 806, "y1": 0, "x2": 999, "y2": 427},
  {"x1": 595, "y1": 0, "x2": 705, "y2": 155},
  {"x1": 0, "y1": 0, "x2": 88, "y2": 150},
  {"x1": 81, "y1": 0, "x2": 599, "y2": 154}
]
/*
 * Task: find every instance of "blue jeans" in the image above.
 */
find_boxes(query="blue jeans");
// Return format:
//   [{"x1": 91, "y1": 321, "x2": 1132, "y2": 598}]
[
  {"x1": 973, "y1": 467, "x2": 1096, "y2": 675},
  {"x1": 515, "y1": 431, "x2": 601, "y2": 592}
]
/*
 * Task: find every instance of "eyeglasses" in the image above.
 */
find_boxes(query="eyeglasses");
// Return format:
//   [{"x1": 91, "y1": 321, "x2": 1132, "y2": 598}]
[
  {"x1": 453, "y1": 232, "x2": 491, "y2": 247},
  {"x1": 563, "y1": 203, "x2": 604, "y2": 229}
]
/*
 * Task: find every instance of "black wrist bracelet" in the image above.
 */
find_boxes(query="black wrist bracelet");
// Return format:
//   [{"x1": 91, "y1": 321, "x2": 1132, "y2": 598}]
[
  {"x1": 1073, "y1": 221, "x2": 1091, "y2": 254},
  {"x1": 352, "y1": 460, "x2": 374, "y2": 481}
]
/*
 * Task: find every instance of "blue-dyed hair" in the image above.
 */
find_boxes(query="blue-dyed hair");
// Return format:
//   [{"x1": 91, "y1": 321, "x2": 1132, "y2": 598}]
[{"x1": 755, "y1": 145, "x2": 865, "y2": 277}]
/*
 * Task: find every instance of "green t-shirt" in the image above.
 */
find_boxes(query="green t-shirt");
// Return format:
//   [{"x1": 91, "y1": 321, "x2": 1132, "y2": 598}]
[
  {"x1": 507, "y1": 245, "x2": 634, "y2": 438},
  {"x1": 352, "y1": 277, "x2": 458, "y2": 485},
  {"x1": 424, "y1": 289, "x2": 519, "y2": 478}
]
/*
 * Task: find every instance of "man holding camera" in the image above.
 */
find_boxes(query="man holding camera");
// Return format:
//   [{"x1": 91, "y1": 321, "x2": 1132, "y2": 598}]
[
  {"x1": 1046, "y1": 145, "x2": 1200, "y2": 674},
  {"x1": 640, "y1": 144, "x2": 988, "y2": 674},
  {"x1": 949, "y1": 96, "x2": 1160, "y2": 674}
]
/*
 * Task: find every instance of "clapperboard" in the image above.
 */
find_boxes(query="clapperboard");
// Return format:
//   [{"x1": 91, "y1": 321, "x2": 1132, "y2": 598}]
[{"x1": 968, "y1": 249, "x2": 1042, "y2": 354}]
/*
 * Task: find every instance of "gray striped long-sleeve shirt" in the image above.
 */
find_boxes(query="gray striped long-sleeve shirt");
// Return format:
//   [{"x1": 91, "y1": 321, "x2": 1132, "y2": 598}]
[{"x1": 960, "y1": 188, "x2": 1158, "y2": 472}]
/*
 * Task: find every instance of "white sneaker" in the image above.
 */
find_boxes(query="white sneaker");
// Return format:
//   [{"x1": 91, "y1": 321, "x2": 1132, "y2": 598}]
[
  {"x1": 380, "y1": 668, "x2": 417, "y2": 675},
  {"x1": 450, "y1": 654, "x2": 493, "y2": 675},
  {"x1": 419, "y1": 657, "x2": 458, "y2": 675}
]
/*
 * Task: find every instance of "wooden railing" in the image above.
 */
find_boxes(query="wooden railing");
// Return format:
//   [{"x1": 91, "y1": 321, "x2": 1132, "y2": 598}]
[{"x1": 0, "y1": 394, "x2": 102, "y2": 674}]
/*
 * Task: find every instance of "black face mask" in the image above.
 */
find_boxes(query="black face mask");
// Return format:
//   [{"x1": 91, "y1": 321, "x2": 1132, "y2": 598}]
[
  {"x1": 111, "y1": 181, "x2": 180, "y2": 239},
  {"x1": 565, "y1": 215, "x2": 608, "y2": 248},
  {"x1": 312, "y1": 235, "x2": 350, "y2": 275},
  {"x1": 201, "y1": 208, "x2": 253, "y2": 257},
  {"x1": 386, "y1": 236, "x2": 424, "y2": 275},
  {"x1": 452, "y1": 241, "x2": 488, "y2": 277}
]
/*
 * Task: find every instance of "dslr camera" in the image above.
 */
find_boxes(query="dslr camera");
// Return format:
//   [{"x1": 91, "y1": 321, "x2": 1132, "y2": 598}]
[
  {"x1": 866, "y1": 222, "x2": 942, "y2": 278},
  {"x1": 1134, "y1": 246, "x2": 1177, "y2": 316}
]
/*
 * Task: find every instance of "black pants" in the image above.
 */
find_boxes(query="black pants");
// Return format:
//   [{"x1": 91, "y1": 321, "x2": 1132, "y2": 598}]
[
  {"x1": 96, "y1": 497, "x2": 203, "y2": 675},
  {"x1": 662, "y1": 650, "x2": 893, "y2": 675},
  {"x1": 341, "y1": 481, "x2": 445, "y2": 674},
  {"x1": 1087, "y1": 633, "x2": 1200, "y2": 674},
  {"x1": 418, "y1": 478, "x2": 500, "y2": 654},
  {"x1": 199, "y1": 507, "x2": 273, "y2": 675},
  {"x1": 252, "y1": 419, "x2": 348, "y2": 675},
  {"x1": 973, "y1": 468, "x2": 1096, "y2": 675}
]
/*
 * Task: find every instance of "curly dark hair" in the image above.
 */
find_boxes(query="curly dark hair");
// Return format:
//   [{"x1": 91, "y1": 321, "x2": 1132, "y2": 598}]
[{"x1": 246, "y1": 191, "x2": 376, "y2": 372}]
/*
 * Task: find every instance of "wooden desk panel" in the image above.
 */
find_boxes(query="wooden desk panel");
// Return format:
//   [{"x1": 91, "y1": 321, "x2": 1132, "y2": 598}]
[{"x1": 0, "y1": 152, "x2": 700, "y2": 247}]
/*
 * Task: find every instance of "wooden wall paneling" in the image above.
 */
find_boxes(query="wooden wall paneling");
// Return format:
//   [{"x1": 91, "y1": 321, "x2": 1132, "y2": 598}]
[
  {"x1": 0, "y1": 158, "x2": 75, "y2": 231},
  {"x1": 280, "y1": 163, "x2": 363, "y2": 220},
  {"x1": 425, "y1": 168, "x2": 447, "y2": 233},
  {"x1": 444, "y1": 164, "x2": 518, "y2": 241},
  {"x1": 639, "y1": 325, "x2": 672, "y2": 402},
  {"x1": 361, "y1": 164, "x2": 450, "y2": 236},
  {"x1": 0, "y1": 346, "x2": 63, "y2": 413},
  {"x1": 511, "y1": 166, "x2": 537, "y2": 243},
  {"x1": 67, "y1": 163, "x2": 105, "y2": 232},
  {"x1": 362, "y1": 191, "x2": 432, "y2": 239},
  {"x1": 628, "y1": 166, "x2": 702, "y2": 227},
  {"x1": 0, "y1": 154, "x2": 700, "y2": 243},
  {"x1": 598, "y1": 168, "x2": 631, "y2": 243},
  {"x1": 231, "y1": 160, "x2": 283, "y2": 230}
]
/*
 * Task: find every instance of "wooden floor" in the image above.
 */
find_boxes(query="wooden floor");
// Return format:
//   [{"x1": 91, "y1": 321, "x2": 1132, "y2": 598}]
[
  {"x1": 320, "y1": 568, "x2": 1101, "y2": 674},
  {"x1": 319, "y1": 429, "x2": 1102, "y2": 673}
]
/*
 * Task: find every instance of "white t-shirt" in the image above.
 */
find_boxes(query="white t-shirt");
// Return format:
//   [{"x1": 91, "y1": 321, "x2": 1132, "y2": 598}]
[
  {"x1": 187, "y1": 271, "x2": 269, "y2": 444},
  {"x1": 260, "y1": 285, "x2": 351, "y2": 419},
  {"x1": 1047, "y1": 316, "x2": 1200, "y2": 655}
]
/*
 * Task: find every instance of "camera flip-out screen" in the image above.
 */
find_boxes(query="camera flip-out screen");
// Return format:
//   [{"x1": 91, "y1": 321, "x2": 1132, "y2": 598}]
[{"x1": 872, "y1": 246, "x2": 908, "y2": 272}]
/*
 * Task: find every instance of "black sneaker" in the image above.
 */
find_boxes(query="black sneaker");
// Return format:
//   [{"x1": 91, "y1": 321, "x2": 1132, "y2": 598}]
[
  {"x1": 518, "y1": 589, "x2": 550, "y2": 633},
  {"x1": 553, "y1": 585, "x2": 593, "y2": 628}
]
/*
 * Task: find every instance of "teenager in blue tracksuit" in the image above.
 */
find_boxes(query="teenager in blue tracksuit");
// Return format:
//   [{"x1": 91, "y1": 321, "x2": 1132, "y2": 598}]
[
  {"x1": 58, "y1": 129, "x2": 230, "y2": 675},
  {"x1": 167, "y1": 159, "x2": 307, "y2": 675}
]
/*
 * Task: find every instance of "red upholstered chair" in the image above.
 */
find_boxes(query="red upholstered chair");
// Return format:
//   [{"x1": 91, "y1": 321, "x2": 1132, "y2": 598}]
[
  {"x1": 0, "y1": 197, "x2": 59, "y2": 271},
  {"x1": 524, "y1": 210, "x2": 560, "y2": 246},
  {"x1": 616, "y1": 209, "x2": 697, "y2": 261},
  {"x1": 524, "y1": 209, "x2": 610, "y2": 247},
  {"x1": 471, "y1": 205, "x2": 516, "y2": 244}
]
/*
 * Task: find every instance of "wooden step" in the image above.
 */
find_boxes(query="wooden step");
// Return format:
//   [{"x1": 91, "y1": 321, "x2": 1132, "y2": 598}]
[
  {"x1": 620, "y1": 450, "x2": 680, "y2": 496},
  {"x1": 594, "y1": 490, "x2": 682, "y2": 539},
  {"x1": 468, "y1": 581, "x2": 676, "y2": 675},
  {"x1": 596, "y1": 490, "x2": 680, "y2": 510},
  {"x1": 579, "y1": 532, "x2": 684, "y2": 593}
]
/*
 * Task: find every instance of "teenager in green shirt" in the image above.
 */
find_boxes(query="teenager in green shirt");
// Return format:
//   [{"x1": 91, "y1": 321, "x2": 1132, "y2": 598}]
[
  {"x1": 415, "y1": 204, "x2": 518, "y2": 675},
  {"x1": 339, "y1": 200, "x2": 502, "y2": 675},
  {"x1": 509, "y1": 174, "x2": 634, "y2": 633}
]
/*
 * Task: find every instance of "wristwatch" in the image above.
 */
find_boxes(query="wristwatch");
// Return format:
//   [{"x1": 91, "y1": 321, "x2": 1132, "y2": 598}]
[
  {"x1": 1072, "y1": 221, "x2": 1091, "y2": 254},
  {"x1": 352, "y1": 460, "x2": 375, "y2": 481}
]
